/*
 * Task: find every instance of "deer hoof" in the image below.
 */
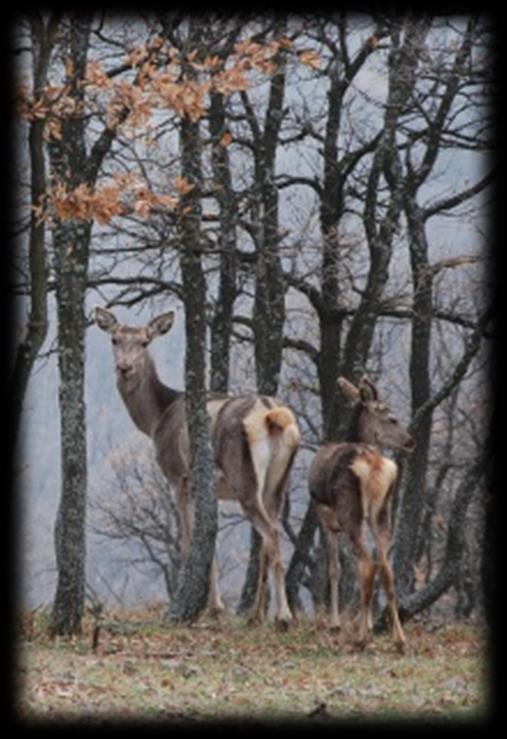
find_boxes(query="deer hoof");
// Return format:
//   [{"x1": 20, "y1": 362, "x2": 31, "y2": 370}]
[
  {"x1": 206, "y1": 606, "x2": 226, "y2": 622},
  {"x1": 395, "y1": 639, "x2": 407, "y2": 655},
  {"x1": 247, "y1": 613, "x2": 263, "y2": 628},
  {"x1": 275, "y1": 617, "x2": 291, "y2": 633},
  {"x1": 354, "y1": 632, "x2": 370, "y2": 651}
]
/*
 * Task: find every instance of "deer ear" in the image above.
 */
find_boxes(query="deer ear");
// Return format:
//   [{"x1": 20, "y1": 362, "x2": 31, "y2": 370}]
[
  {"x1": 93, "y1": 306, "x2": 118, "y2": 334},
  {"x1": 147, "y1": 311, "x2": 175, "y2": 339},
  {"x1": 358, "y1": 375, "x2": 378, "y2": 402},
  {"x1": 337, "y1": 377, "x2": 360, "y2": 402}
]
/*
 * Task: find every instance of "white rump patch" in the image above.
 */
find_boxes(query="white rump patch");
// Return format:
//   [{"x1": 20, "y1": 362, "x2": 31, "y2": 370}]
[
  {"x1": 249, "y1": 437, "x2": 272, "y2": 497},
  {"x1": 350, "y1": 453, "x2": 398, "y2": 523},
  {"x1": 243, "y1": 399, "x2": 296, "y2": 501},
  {"x1": 243, "y1": 399, "x2": 273, "y2": 445}
]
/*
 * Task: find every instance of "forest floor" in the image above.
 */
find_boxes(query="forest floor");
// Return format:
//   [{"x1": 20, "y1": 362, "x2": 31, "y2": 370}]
[{"x1": 15, "y1": 606, "x2": 490, "y2": 726}]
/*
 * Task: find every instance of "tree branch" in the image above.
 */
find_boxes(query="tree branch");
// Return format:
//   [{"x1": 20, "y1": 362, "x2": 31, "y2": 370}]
[{"x1": 423, "y1": 169, "x2": 496, "y2": 221}]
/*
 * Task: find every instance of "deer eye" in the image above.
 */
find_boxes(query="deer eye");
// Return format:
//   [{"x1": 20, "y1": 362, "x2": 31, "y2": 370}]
[
  {"x1": 111, "y1": 337, "x2": 118, "y2": 346},
  {"x1": 141, "y1": 339, "x2": 149, "y2": 348}
]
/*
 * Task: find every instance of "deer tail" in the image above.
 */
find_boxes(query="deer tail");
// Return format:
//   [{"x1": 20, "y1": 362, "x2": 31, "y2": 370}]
[{"x1": 265, "y1": 406, "x2": 301, "y2": 449}]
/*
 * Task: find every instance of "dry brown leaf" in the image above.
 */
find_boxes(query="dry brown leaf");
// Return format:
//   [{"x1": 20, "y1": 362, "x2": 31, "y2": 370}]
[
  {"x1": 299, "y1": 50, "x2": 321, "y2": 70},
  {"x1": 219, "y1": 131, "x2": 233, "y2": 147},
  {"x1": 174, "y1": 177, "x2": 195, "y2": 196}
]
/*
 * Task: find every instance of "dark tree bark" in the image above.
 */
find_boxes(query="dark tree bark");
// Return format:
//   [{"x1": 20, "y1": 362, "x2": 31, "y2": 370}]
[
  {"x1": 392, "y1": 196, "x2": 434, "y2": 595},
  {"x1": 208, "y1": 90, "x2": 237, "y2": 394},
  {"x1": 48, "y1": 16, "x2": 94, "y2": 636},
  {"x1": 341, "y1": 17, "x2": 432, "y2": 383},
  {"x1": 391, "y1": 17, "x2": 484, "y2": 597},
  {"x1": 48, "y1": 13, "x2": 130, "y2": 635},
  {"x1": 238, "y1": 35, "x2": 288, "y2": 614},
  {"x1": 388, "y1": 458, "x2": 485, "y2": 623},
  {"x1": 285, "y1": 17, "x2": 430, "y2": 614},
  {"x1": 167, "y1": 25, "x2": 218, "y2": 623},
  {"x1": 285, "y1": 498, "x2": 318, "y2": 613},
  {"x1": 50, "y1": 219, "x2": 92, "y2": 636},
  {"x1": 252, "y1": 44, "x2": 287, "y2": 398},
  {"x1": 317, "y1": 17, "x2": 387, "y2": 441},
  {"x1": 481, "y1": 465, "x2": 496, "y2": 636},
  {"x1": 9, "y1": 13, "x2": 60, "y2": 462},
  {"x1": 316, "y1": 58, "x2": 345, "y2": 443},
  {"x1": 285, "y1": 23, "x2": 390, "y2": 612}
]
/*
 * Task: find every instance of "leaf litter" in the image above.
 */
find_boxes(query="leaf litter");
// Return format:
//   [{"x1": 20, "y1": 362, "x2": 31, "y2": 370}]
[{"x1": 17, "y1": 611, "x2": 488, "y2": 722}]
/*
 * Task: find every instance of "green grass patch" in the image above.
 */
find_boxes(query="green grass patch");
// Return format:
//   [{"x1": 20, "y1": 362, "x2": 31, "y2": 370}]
[{"x1": 16, "y1": 609, "x2": 489, "y2": 724}]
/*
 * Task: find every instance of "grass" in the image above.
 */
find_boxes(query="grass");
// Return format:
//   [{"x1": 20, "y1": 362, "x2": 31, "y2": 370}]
[{"x1": 16, "y1": 606, "x2": 490, "y2": 725}]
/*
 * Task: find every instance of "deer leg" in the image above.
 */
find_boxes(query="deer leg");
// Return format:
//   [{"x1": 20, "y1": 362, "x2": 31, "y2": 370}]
[
  {"x1": 239, "y1": 437, "x2": 292, "y2": 628},
  {"x1": 206, "y1": 553, "x2": 225, "y2": 618},
  {"x1": 264, "y1": 480, "x2": 294, "y2": 628},
  {"x1": 350, "y1": 529, "x2": 376, "y2": 647},
  {"x1": 176, "y1": 478, "x2": 223, "y2": 617},
  {"x1": 374, "y1": 504, "x2": 406, "y2": 649},
  {"x1": 174, "y1": 477, "x2": 193, "y2": 558},
  {"x1": 249, "y1": 545, "x2": 270, "y2": 624},
  {"x1": 323, "y1": 527, "x2": 341, "y2": 631},
  {"x1": 201, "y1": 470, "x2": 226, "y2": 617},
  {"x1": 241, "y1": 497, "x2": 292, "y2": 627},
  {"x1": 379, "y1": 550, "x2": 405, "y2": 649},
  {"x1": 266, "y1": 526, "x2": 292, "y2": 628}
]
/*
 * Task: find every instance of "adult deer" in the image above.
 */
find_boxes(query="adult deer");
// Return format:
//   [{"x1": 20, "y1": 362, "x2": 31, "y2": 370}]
[
  {"x1": 309, "y1": 375, "x2": 414, "y2": 650},
  {"x1": 93, "y1": 306, "x2": 300, "y2": 627}
]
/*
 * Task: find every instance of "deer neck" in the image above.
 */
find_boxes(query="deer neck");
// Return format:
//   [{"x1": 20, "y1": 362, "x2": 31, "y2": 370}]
[
  {"x1": 117, "y1": 355, "x2": 179, "y2": 438},
  {"x1": 346, "y1": 406, "x2": 375, "y2": 446}
]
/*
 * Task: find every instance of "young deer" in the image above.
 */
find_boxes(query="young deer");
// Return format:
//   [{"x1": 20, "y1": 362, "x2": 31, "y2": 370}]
[
  {"x1": 309, "y1": 375, "x2": 414, "y2": 649},
  {"x1": 93, "y1": 306, "x2": 300, "y2": 627}
]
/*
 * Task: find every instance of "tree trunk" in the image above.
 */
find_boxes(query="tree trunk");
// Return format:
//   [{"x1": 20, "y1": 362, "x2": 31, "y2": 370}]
[
  {"x1": 392, "y1": 195, "x2": 433, "y2": 596},
  {"x1": 481, "y1": 479, "x2": 496, "y2": 633},
  {"x1": 209, "y1": 91, "x2": 237, "y2": 394},
  {"x1": 237, "y1": 527, "x2": 264, "y2": 616},
  {"x1": 342, "y1": 18, "x2": 430, "y2": 382},
  {"x1": 48, "y1": 15, "x2": 92, "y2": 637},
  {"x1": 50, "y1": 219, "x2": 91, "y2": 636},
  {"x1": 252, "y1": 51, "x2": 286, "y2": 397},
  {"x1": 390, "y1": 19, "x2": 479, "y2": 599},
  {"x1": 317, "y1": 60, "x2": 346, "y2": 442},
  {"x1": 286, "y1": 18, "x2": 430, "y2": 615},
  {"x1": 382, "y1": 458, "x2": 485, "y2": 625},
  {"x1": 285, "y1": 499, "x2": 318, "y2": 613},
  {"x1": 238, "y1": 44, "x2": 287, "y2": 613},
  {"x1": 168, "y1": 45, "x2": 217, "y2": 623},
  {"x1": 9, "y1": 14, "x2": 60, "y2": 462}
]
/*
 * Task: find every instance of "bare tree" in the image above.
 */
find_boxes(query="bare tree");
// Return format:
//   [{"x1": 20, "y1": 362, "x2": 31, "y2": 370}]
[
  {"x1": 15, "y1": 12, "x2": 494, "y2": 629},
  {"x1": 282, "y1": 14, "x2": 494, "y2": 619},
  {"x1": 47, "y1": 15, "x2": 94, "y2": 636},
  {"x1": 35, "y1": 13, "x2": 148, "y2": 635},
  {"x1": 10, "y1": 13, "x2": 60, "y2": 460},
  {"x1": 91, "y1": 443, "x2": 182, "y2": 600}
]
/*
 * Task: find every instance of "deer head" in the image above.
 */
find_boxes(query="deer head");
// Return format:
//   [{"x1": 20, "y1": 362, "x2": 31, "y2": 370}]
[
  {"x1": 338, "y1": 375, "x2": 415, "y2": 452},
  {"x1": 93, "y1": 306, "x2": 175, "y2": 389}
]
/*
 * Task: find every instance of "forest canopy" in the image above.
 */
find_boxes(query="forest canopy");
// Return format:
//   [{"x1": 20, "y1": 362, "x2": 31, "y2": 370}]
[{"x1": 10, "y1": 12, "x2": 495, "y2": 636}]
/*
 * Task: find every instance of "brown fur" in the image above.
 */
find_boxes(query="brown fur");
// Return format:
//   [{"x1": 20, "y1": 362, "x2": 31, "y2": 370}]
[
  {"x1": 243, "y1": 403, "x2": 300, "y2": 447},
  {"x1": 93, "y1": 307, "x2": 300, "y2": 625},
  {"x1": 309, "y1": 375, "x2": 413, "y2": 649},
  {"x1": 350, "y1": 448, "x2": 397, "y2": 524},
  {"x1": 265, "y1": 406, "x2": 296, "y2": 431}
]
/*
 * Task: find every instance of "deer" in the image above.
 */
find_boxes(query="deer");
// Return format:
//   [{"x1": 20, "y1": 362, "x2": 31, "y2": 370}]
[
  {"x1": 308, "y1": 375, "x2": 415, "y2": 650},
  {"x1": 92, "y1": 306, "x2": 300, "y2": 628}
]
